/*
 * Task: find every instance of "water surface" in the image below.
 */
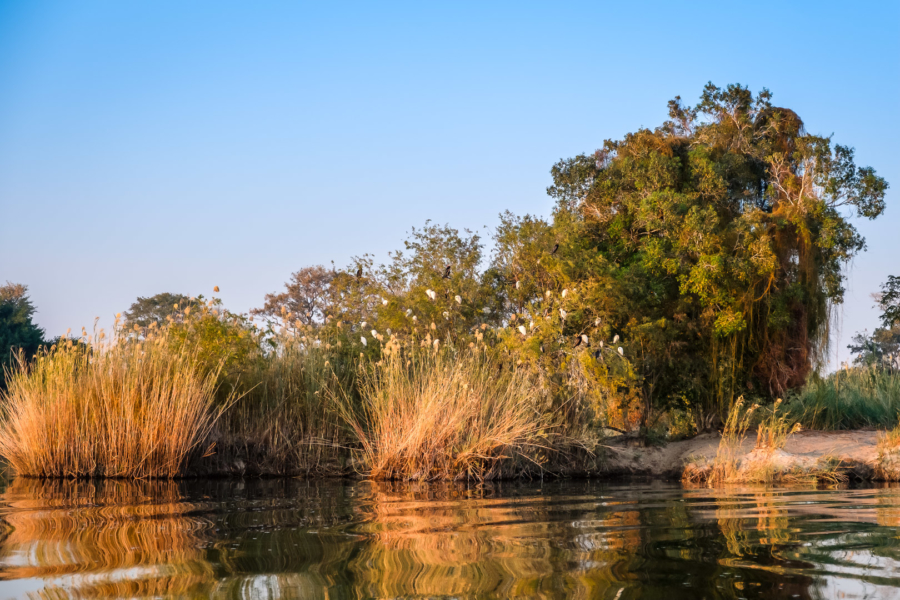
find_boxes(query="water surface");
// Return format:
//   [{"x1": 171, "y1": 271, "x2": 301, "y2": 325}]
[{"x1": 0, "y1": 477, "x2": 899, "y2": 599}]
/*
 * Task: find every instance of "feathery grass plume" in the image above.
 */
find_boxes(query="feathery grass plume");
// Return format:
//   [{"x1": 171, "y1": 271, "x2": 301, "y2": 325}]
[
  {"x1": 705, "y1": 397, "x2": 755, "y2": 486},
  {"x1": 0, "y1": 325, "x2": 229, "y2": 478},
  {"x1": 335, "y1": 348, "x2": 557, "y2": 481}
]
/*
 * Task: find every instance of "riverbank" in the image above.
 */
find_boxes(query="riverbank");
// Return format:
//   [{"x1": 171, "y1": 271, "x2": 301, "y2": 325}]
[
  {"x1": 6, "y1": 317, "x2": 900, "y2": 483},
  {"x1": 599, "y1": 429, "x2": 885, "y2": 482},
  {"x1": 184, "y1": 429, "x2": 899, "y2": 484}
]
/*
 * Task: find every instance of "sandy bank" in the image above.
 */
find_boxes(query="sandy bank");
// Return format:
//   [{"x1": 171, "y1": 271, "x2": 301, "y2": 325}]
[{"x1": 597, "y1": 430, "x2": 884, "y2": 481}]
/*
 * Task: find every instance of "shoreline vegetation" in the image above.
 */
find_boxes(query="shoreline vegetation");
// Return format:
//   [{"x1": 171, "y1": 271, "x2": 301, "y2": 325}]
[
  {"x1": 0, "y1": 82, "x2": 894, "y2": 485},
  {"x1": 4, "y1": 312, "x2": 900, "y2": 485}
]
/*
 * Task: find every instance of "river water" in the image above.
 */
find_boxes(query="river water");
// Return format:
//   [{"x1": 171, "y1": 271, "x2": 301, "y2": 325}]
[{"x1": 0, "y1": 478, "x2": 899, "y2": 599}]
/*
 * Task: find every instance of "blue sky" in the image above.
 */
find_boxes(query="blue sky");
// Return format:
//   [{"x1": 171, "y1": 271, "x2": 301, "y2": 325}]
[{"x1": 1, "y1": 1, "x2": 897, "y2": 368}]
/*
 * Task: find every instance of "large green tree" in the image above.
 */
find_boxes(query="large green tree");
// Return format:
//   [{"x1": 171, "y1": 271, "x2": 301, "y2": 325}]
[
  {"x1": 0, "y1": 282, "x2": 46, "y2": 387},
  {"x1": 543, "y1": 83, "x2": 888, "y2": 425}
]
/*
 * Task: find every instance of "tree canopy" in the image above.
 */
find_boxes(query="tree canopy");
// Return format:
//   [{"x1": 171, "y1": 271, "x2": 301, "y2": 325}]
[
  {"x1": 544, "y1": 82, "x2": 887, "y2": 423},
  {"x1": 123, "y1": 292, "x2": 197, "y2": 329},
  {"x1": 0, "y1": 282, "x2": 46, "y2": 387}
]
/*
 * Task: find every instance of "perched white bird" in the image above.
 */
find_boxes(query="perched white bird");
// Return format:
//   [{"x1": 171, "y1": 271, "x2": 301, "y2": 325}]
[
  {"x1": 518, "y1": 325, "x2": 527, "y2": 336},
  {"x1": 599, "y1": 340, "x2": 604, "y2": 348},
  {"x1": 545, "y1": 290, "x2": 552, "y2": 298},
  {"x1": 617, "y1": 347, "x2": 624, "y2": 356},
  {"x1": 412, "y1": 316, "x2": 418, "y2": 322},
  {"x1": 581, "y1": 334, "x2": 589, "y2": 345},
  {"x1": 382, "y1": 298, "x2": 389, "y2": 306},
  {"x1": 361, "y1": 321, "x2": 367, "y2": 328},
  {"x1": 529, "y1": 320, "x2": 535, "y2": 330},
  {"x1": 443, "y1": 311, "x2": 450, "y2": 319},
  {"x1": 613, "y1": 334, "x2": 620, "y2": 343},
  {"x1": 595, "y1": 318, "x2": 601, "y2": 327},
  {"x1": 406, "y1": 309, "x2": 413, "y2": 317},
  {"x1": 361, "y1": 337, "x2": 368, "y2": 347},
  {"x1": 562, "y1": 289, "x2": 568, "y2": 297},
  {"x1": 371, "y1": 329, "x2": 378, "y2": 338},
  {"x1": 516, "y1": 280, "x2": 521, "y2": 289},
  {"x1": 559, "y1": 309, "x2": 567, "y2": 320},
  {"x1": 455, "y1": 295, "x2": 462, "y2": 305},
  {"x1": 426, "y1": 289, "x2": 436, "y2": 301}
]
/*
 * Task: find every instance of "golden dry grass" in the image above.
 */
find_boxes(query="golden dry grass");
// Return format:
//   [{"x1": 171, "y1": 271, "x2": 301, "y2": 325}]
[
  {"x1": 703, "y1": 398, "x2": 843, "y2": 486},
  {"x1": 337, "y1": 348, "x2": 556, "y2": 481},
  {"x1": 0, "y1": 327, "x2": 226, "y2": 478}
]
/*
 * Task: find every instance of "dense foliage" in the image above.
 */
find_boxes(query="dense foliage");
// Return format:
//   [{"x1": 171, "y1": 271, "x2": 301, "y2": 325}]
[
  {"x1": 123, "y1": 292, "x2": 199, "y2": 328},
  {"x1": 0, "y1": 283, "x2": 46, "y2": 389},
  {"x1": 3, "y1": 83, "x2": 889, "y2": 443},
  {"x1": 544, "y1": 83, "x2": 887, "y2": 426}
]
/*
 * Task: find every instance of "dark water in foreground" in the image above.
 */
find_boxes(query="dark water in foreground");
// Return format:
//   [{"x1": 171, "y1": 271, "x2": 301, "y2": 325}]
[{"x1": 0, "y1": 479, "x2": 899, "y2": 599}]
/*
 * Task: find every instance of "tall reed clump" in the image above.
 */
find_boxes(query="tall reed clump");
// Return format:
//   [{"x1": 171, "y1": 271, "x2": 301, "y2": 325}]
[
  {"x1": 0, "y1": 324, "x2": 226, "y2": 478},
  {"x1": 701, "y1": 398, "x2": 842, "y2": 486},
  {"x1": 788, "y1": 368, "x2": 900, "y2": 430},
  {"x1": 338, "y1": 345, "x2": 556, "y2": 481},
  {"x1": 215, "y1": 333, "x2": 354, "y2": 476}
]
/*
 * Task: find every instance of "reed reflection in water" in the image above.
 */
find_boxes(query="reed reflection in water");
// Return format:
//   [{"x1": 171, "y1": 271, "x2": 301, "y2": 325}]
[{"x1": 1, "y1": 478, "x2": 900, "y2": 598}]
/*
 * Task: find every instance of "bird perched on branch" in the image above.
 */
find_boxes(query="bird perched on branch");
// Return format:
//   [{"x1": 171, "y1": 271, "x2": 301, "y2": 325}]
[
  {"x1": 356, "y1": 267, "x2": 362, "y2": 279},
  {"x1": 550, "y1": 243, "x2": 559, "y2": 255},
  {"x1": 442, "y1": 265, "x2": 451, "y2": 279}
]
